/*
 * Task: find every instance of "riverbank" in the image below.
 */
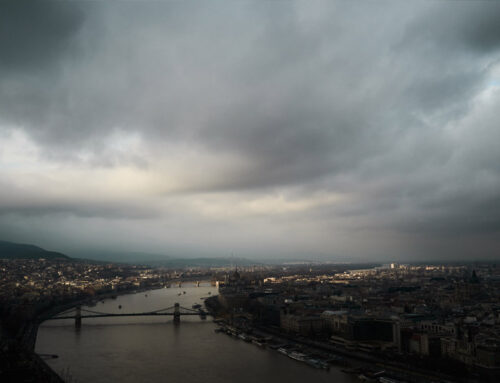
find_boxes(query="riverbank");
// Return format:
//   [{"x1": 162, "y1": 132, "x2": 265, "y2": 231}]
[
  {"x1": 253, "y1": 325, "x2": 457, "y2": 383},
  {"x1": 210, "y1": 318, "x2": 473, "y2": 383}
]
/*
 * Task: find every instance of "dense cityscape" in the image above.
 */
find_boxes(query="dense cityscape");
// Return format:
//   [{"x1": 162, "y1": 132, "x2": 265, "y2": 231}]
[
  {"x1": 1, "y1": 257, "x2": 500, "y2": 382},
  {"x1": 3, "y1": 1, "x2": 500, "y2": 382},
  {"x1": 211, "y1": 262, "x2": 500, "y2": 382}
]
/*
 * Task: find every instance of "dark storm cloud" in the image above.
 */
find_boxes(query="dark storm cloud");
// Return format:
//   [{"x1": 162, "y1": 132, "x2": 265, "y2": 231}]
[
  {"x1": 1, "y1": 1, "x2": 500, "y2": 259},
  {"x1": 402, "y1": 2, "x2": 500, "y2": 54},
  {"x1": 0, "y1": 0, "x2": 85, "y2": 72},
  {"x1": 0, "y1": 0, "x2": 90, "y2": 149}
]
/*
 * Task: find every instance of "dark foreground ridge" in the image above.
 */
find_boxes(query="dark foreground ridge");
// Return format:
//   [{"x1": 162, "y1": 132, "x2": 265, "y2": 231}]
[{"x1": 0, "y1": 338, "x2": 64, "y2": 383}]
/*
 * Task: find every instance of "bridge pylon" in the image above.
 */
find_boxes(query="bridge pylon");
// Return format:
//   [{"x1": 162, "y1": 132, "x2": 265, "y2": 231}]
[
  {"x1": 75, "y1": 305, "x2": 82, "y2": 329},
  {"x1": 173, "y1": 302, "x2": 180, "y2": 324}
]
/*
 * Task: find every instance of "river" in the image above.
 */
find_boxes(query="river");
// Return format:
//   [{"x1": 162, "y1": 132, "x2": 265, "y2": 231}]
[{"x1": 36, "y1": 283, "x2": 359, "y2": 383}]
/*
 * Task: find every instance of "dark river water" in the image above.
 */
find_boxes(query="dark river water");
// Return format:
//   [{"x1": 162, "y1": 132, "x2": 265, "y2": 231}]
[{"x1": 36, "y1": 283, "x2": 358, "y2": 383}]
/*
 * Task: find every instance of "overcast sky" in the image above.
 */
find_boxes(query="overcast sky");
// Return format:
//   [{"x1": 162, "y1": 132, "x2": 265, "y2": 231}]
[{"x1": 1, "y1": 0, "x2": 500, "y2": 261}]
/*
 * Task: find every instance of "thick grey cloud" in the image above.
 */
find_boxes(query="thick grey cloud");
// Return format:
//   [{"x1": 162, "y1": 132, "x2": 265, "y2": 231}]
[
  {"x1": 1, "y1": 1, "x2": 500, "y2": 260},
  {"x1": 402, "y1": 2, "x2": 500, "y2": 54},
  {"x1": 0, "y1": 0, "x2": 85, "y2": 71}
]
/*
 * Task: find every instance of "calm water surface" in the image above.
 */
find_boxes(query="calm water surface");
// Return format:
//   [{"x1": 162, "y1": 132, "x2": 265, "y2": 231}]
[{"x1": 36, "y1": 284, "x2": 358, "y2": 383}]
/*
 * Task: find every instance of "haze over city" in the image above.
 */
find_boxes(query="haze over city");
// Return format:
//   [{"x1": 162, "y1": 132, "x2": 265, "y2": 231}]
[{"x1": 1, "y1": 0, "x2": 500, "y2": 261}]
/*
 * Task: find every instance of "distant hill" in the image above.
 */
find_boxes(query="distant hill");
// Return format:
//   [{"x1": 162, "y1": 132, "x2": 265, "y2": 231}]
[
  {"x1": 77, "y1": 250, "x2": 257, "y2": 267},
  {"x1": 80, "y1": 251, "x2": 173, "y2": 263},
  {"x1": 142, "y1": 257, "x2": 258, "y2": 268},
  {"x1": 0, "y1": 240, "x2": 70, "y2": 260}
]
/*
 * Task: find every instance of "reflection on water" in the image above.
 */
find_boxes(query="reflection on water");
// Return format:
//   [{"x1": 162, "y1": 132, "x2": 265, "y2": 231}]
[{"x1": 36, "y1": 283, "x2": 358, "y2": 383}]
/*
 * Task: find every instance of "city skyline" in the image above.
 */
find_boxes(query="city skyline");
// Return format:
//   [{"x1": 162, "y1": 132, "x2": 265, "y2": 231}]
[{"x1": 1, "y1": 1, "x2": 500, "y2": 261}]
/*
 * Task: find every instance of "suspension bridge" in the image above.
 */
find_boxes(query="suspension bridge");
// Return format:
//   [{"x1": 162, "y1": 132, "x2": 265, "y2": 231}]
[{"x1": 47, "y1": 303, "x2": 209, "y2": 328}]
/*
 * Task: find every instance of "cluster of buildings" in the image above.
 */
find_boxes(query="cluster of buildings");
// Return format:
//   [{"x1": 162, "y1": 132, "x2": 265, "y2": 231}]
[
  {"x1": 0, "y1": 259, "x2": 170, "y2": 308},
  {"x1": 216, "y1": 263, "x2": 500, "y2": 379}
]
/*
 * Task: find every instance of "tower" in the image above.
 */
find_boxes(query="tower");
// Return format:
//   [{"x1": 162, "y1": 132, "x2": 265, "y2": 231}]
[
  {"x1": 75, "y1": 305, "x2": 82, "y2": 329},
  {"x1": 173, "y1": 302, "x2": 180, "y2": 324}
]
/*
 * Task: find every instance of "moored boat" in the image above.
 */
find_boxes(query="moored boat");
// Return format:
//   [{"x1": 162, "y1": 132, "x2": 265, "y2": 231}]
[
  {"x1": 288, "y1": 351, "x2": 308, "y2": 362},
  {"x1": 378, "y1": 377, "x2": 402, "y2": 383},
  {"x1": 252, "y1": 339, "x2": 265, "y2": 347},
  {"x1": 277, "y1": 347, "x2": 289, "y2": 356},
  {"x1": 238, "y1": 333, "x2": 247, "y2": 340}
]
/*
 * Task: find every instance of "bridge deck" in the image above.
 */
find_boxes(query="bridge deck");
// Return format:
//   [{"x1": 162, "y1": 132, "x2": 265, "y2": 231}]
[{"x1": 50, "y1": 312, "x2": 207, "y2": 319}]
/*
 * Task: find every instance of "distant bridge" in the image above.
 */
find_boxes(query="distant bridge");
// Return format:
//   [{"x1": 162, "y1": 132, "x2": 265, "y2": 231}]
[{"x1": 47, "y1": 303, "x2": 209, "y2": 328}]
